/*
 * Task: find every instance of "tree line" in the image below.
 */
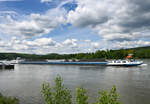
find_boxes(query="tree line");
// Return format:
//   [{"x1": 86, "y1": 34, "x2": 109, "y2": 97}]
[{"x1": 0, "y1": 46, "x2": 150, "y2": 60}]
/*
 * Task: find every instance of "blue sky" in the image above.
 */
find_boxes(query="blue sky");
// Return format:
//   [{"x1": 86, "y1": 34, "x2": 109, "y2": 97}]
[
  {"x1": 0, "y1": 0, "x2": 54, "y2": 13},
  {"x1": 0, "y1": 0, "x2": 150, "y2": 54}
]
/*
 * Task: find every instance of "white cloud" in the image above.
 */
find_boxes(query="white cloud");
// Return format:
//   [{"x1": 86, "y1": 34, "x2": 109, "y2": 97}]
[
  {"x1": 91, "y1": 42, "x2": 100, "y2": 49},
  {"x1": 0, "y1": 7, "x2": 67, "y2": 38},
  {"x1": 67, "y1": 0, "x2": 111, "y2": 27},
  {"x1": 40, "y1": 0, "x2": 52, "y2": 3},
  {"x1": 102, "y1": 32, "x2": 141, "y2": 41},
  {"x1": 2, "y1": 36, "x2": 149, "y2": 54},
  {"x1": 63, "y1": 39, "x2": 78, "y2": 48},
  {"x1": 22, "y1": 37, "x2": 57, "y2": 47},
  {"x1": 84, "y1": 39, "x2": 91, "y2": 42},
  {"x1": 34, "y1": 38, "x2": 56, "y2": 46},
  {"x1": 112, "y1": 40, "x2": 150, "y2": 49},
  {"x1": 0, "y1": 37, "x2": 80, "y2": 54},
  {"x1": 0, "y1": 11, "x2": 17, "y2": 14},
  {"x1": 67, "y1": 0, "x2": 150, "y2": 43},
  {"x1": 0, "y1": 37, "x2": 60, "y2": 53}
]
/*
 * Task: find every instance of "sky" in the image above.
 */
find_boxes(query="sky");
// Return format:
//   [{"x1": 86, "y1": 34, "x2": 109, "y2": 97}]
[{"x1": 0, "y1": 0, "x2": 150, "y2": 54}]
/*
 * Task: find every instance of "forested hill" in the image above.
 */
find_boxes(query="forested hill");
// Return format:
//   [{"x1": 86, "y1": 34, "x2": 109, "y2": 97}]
[{"x1": 0, "y1": 46, "x2": 150, "y2": 60}]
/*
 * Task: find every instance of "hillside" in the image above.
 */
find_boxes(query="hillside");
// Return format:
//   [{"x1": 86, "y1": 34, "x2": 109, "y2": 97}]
[{"x1": 0, "y1": 46, "x2": 150, "y2": 60}]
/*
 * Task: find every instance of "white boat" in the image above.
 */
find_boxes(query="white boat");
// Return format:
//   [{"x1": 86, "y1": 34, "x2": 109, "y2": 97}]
[
  {"x1": 107, "y1": 60, "x2": 143, "y2": 66},
  {"x1": 9, "y1": 59, "x2": 24, "y2": 64},
  {"x1": 10, "y1": 57, "x2": 25, "y2": 64}
]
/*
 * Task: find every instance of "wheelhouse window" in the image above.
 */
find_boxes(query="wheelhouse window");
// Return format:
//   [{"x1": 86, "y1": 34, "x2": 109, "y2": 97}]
[
  {"x1": 123, "y1": 61, "x2": 126, "y2": 63},
  {"x1": 117, "y1": 61, "x2": 120, "y2": 63}
]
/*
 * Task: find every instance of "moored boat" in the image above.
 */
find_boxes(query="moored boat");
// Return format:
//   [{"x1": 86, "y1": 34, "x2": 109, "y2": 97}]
[{"x1": 0, "y1": 62, "x2": 14, "y2": 69}]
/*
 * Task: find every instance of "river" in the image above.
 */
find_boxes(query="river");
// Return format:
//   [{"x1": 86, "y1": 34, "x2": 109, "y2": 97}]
[{"x1": 0, "y1": 60, "x2": 150, "y2": 104}]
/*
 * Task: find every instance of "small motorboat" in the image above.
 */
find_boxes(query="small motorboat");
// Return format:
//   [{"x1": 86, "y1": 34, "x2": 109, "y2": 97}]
[{"x1": 107, "y1": 60, "x2": 143, "y2": 66}]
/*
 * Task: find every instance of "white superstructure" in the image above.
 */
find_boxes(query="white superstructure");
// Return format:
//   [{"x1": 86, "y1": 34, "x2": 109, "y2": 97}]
[{"x1": 107, "y1": 60, "x2": 143, "y2": 66}]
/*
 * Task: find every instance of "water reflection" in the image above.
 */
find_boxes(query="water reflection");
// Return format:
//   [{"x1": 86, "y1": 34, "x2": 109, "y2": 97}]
[{"x1": 79, "y1": 65, "x2": 106, "y2": 70}]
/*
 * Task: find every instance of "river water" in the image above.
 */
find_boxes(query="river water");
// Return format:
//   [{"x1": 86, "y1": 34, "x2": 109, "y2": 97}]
[{"x1": 0, "y1": 60, "x2": 150, "y2": 104}]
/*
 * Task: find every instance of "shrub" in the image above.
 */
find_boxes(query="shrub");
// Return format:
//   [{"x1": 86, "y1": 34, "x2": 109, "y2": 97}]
[
  {"x1": 76, "y1": 87, "x2": 88, "y2": 104},
  {"x1": 42, "y1": 75, "x2": 72, "y2": 104},
  {"x1": 96, "y1": 85, "x2": 121, "y2": 104},
  {"x1": 0, "y1": 93, "x2": 19, "y2": 104},
  {"x1": 42, "y1": 75, "x2": 122, "y2": 104}
]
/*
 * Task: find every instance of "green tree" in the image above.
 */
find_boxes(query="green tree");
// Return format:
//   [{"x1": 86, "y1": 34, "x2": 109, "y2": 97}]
[
  {"x1": 96, "y1": 85, "x2": 121, "y2": 104},
  {"x1": 53, "y1": 75, "x2": 72, "y2": 104},
  {"x1": 42, "y1": 75, "x2": 72, "y2": 104},
  {"x1": 76, "y1": 87, "x2": 88, "y2": 104},
  {"x1": 42, "y1": 83, "x2": 54, "y2": 104}
]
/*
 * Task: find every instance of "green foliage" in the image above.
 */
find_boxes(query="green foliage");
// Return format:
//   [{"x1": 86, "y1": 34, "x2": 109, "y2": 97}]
[
  {"x1": 0, "y1": 93, "x2": 19, "y2": 104},
  {"x1": 96, "y1": 85, "x2": 121, "y2": 104},
  {"x1": 42, "y1": 75, "x2": 72, "y2": 104},
  {"x1": 76, "y1": 87, "x2": 88, "y2": 104},
  {"x1": 53, "y1": 75, "x2": 72, "y2": 104},
  {"x1": 42, "y1": 76, "x2": 122, "y2": 104},
  {"x1": 42, "y1": 83, "x2": 54, "y2": 104}
]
